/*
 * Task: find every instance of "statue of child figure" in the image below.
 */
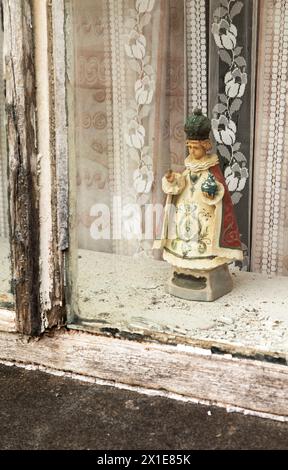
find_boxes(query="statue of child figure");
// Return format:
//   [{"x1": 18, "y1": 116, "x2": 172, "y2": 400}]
[{"x1": 154, "y1": 109, "x2": 243, "y2": 301}]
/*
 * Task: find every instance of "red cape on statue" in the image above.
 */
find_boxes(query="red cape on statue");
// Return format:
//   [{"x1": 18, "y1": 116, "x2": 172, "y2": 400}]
[{"x1": 210, "y1": 164, "x2": 242, "y2": 250}]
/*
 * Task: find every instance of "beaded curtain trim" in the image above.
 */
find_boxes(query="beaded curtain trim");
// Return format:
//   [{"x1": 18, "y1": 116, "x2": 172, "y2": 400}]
[
  {"x1": 252, "y1": 0, "x2": 288, "y2": 276},
  {"x1": 185, "y1": 0, "x2": 208, "y2": 115}
]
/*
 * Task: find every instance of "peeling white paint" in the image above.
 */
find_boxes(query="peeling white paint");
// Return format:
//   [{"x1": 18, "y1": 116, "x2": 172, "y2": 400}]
[
  {"x1": 176, "y1": 344, "x2": 212, "y2": 356},
  {"x1": 51, "y1": 0, "x2": 69, "y2": 252},
  {"x1": 33, "y1": 0, "x2": 53, "y2": 329}
]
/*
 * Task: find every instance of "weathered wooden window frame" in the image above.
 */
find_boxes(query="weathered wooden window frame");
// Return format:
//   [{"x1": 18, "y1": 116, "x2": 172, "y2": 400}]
[
  {"x1": 1, "y1": 0, "x2": 67, "y2": 335},
  {"x1": 2, "y1": 0, "x2": 40, "y2": 335},
  {"x1": 1, "y1": 0, "x2": 288, "y2": 421}
]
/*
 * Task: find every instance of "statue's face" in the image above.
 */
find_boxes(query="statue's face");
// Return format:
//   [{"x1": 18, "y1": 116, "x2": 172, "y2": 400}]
[{"x1": 187, "y1": 141, "x2": 206, "y2": 160}]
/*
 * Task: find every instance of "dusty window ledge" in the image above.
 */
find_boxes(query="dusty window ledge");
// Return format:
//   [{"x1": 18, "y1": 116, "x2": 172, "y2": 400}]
[{"x1": 71, "y1": 249, "x2": 288, "y2": 363}]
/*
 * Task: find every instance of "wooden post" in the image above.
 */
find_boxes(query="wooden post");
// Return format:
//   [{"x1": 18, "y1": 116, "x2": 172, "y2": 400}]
[
  {"x1": 3, "y1": 0, "x2": 68, "y2": 334},
  {"x1": 3, "y1": 0, "x2": 41, "y2": 335}
]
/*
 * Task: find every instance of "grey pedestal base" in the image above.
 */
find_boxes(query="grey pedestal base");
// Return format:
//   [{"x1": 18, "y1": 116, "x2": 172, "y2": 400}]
[{"x1": 167, "y1": 264, "x2": 233, "y2": 302}]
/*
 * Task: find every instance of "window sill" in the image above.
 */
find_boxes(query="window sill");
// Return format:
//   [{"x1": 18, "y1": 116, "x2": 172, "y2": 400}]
[{"x1": 0, "y1": 327, "x2": 287, "y2": 420}]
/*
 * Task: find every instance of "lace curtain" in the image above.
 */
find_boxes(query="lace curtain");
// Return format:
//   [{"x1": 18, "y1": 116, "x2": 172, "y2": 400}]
[
  {"x1": 71, "y1": 0, "x2": 185, "y2": 257},
  {"x1": 1, "y1": 0, "x2": 288, "y2": 277}
]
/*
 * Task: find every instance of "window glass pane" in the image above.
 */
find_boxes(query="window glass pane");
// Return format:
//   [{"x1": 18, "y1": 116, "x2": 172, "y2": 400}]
[
  {"x1": 67, "y1": 0, "x2": 187, "y2": 325},
  {"x1": 66, "y1": 0, "x2": 288, "y2": 363}
]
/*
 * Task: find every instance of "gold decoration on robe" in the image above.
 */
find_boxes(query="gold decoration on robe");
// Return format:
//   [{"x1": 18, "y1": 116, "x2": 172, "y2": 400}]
[{"x1": 154, "y1": 154, "x2": 243, "y2": 270}]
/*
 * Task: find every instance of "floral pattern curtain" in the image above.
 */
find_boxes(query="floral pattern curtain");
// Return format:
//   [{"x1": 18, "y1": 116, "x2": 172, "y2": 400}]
[
  {"x1": 208, "y1": 0, "x2": 258, "y2": 269},
  {"x1": 71, "y1": 0, "x2": 185, "y2": 257}
]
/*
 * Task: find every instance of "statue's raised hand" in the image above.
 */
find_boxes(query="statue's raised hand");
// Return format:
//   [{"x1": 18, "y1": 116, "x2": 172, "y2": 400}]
[{"x1": 165, "y1": 169, "x2": 175, "y2": 183}]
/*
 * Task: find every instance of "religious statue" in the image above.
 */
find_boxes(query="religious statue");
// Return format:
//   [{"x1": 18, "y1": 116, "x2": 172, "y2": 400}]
[{"x1": 154, "y1": 109, "x2": 243, "y2": 301}]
